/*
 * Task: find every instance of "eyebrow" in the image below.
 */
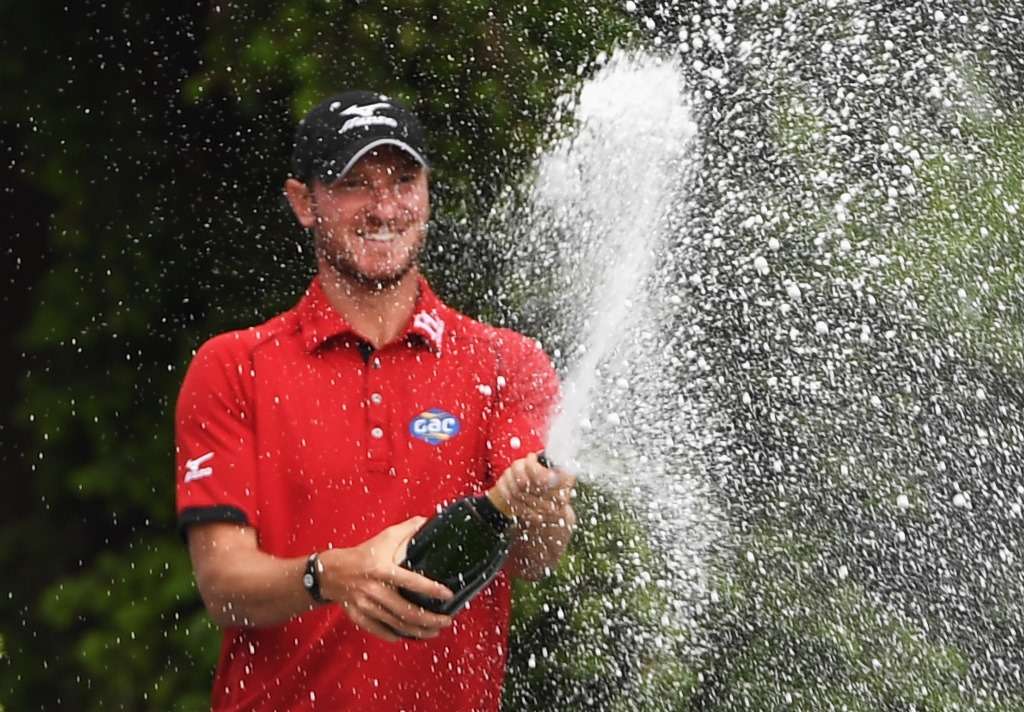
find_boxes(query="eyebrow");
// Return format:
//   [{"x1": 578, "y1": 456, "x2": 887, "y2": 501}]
[{"x1": 349, "y1": 162, "x2": 422, "y2": 178}]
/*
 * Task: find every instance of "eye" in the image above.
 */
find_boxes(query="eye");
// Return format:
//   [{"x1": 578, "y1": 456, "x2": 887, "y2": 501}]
[{"x1": 339, "y1": 178, "x2": 368, "y2": 191}]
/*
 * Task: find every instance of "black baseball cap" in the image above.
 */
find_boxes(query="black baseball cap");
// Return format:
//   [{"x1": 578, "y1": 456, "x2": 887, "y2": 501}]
[{"x1": 291, "y1": 90, "x2": 429, "y2": 184}]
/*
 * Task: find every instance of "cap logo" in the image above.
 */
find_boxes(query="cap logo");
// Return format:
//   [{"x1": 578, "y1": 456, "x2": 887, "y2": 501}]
[
  {"x1": 409, "y1": 408, "x2": 461, "y2": 446},
  {"x1": 336, "y1": 102, "x2": 398, "y2": 134}
]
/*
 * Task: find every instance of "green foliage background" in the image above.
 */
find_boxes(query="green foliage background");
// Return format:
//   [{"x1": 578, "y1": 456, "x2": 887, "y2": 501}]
[
  {"x1": 0, "y1": 2, "x2": 634, "y2": 709},
  {"x1": 5, "y1": 1, "x2": 1024, "y2": 711}
]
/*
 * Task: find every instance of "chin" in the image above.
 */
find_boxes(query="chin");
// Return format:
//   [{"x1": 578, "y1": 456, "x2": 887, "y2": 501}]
[
  {"x1": 348, "y1": 262, "x2": 417, "y2": 290},
  {"x1": 320, "y1": 240, "x2": 422, "y2": 290}
]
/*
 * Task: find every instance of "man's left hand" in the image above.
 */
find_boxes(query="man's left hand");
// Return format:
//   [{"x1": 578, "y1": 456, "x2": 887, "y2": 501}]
[{"x1": 493, "y1": 452, "x2": 577, "y2": 579}]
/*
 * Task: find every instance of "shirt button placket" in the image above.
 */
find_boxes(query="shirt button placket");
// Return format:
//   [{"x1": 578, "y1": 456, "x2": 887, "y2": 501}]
[{"x1": 366, "y1": 353, "x2": 390, "y2": 475}]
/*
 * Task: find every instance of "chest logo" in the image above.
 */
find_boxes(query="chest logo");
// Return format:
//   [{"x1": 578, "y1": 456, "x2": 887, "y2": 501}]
[{"x1": 409, "y1": 408, "x2": 461, "y2": 446}]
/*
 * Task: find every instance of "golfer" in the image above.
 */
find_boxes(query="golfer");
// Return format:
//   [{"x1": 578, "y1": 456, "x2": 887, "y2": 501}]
[{"x1": 175, "y1": 90, "x2": 575, "y2": 711}]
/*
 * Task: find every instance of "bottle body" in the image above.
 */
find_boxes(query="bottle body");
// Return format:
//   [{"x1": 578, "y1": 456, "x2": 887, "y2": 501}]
[{"x1": 399, "y1": 494, "x2": 512, "y2": 615}]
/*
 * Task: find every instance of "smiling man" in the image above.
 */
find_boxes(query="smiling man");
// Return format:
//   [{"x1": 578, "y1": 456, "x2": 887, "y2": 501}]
[{"x1": 175, "y1": 91, "x2": 575, "y2": 711}]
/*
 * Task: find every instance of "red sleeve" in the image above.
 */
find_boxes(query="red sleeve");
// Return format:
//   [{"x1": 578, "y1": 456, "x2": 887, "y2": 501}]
[
  {"x1": 487, "y1": 332, "x2": 561, "y2": 480},
  {"x1": 175, "y1": 333, "x2": 259, "y2": 536}
]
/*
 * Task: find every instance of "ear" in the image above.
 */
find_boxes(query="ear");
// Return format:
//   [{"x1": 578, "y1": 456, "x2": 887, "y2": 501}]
[{"x1": 284, "y1": 178, "x2": 317, "y2": 229}]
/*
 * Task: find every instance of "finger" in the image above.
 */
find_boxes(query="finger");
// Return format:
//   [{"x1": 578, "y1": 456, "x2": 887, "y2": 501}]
[
  {"x1": 371, "y1": 585, "x2": 453, "y2": 632},
  {"x1": 514, "y1": 507, "x2": 558, "y2": 530},
  {"x1": 510, "y1": 459, "x2": 531, "y2": 494},
  {"x1": 386, "y1": 516, "x2": 428, "y2": 542},
  {"x1": 382, "y1": 564, "x2": 455, "y2": 602},
  {"x1": 562, "y1": 505, "x2": 577, "y2": 530},
  {"x1": 516, "y1": 490, "x2": 564, "y2": 513},
  {"x1": 552, "y1": 486, "x2": 574, "y2": 507},
  {"x1": 348, "y1": 607, "x2": 402, "y2": 643},
  {"x1": 388, "y1": 516, "x2": 429, "y2": 564},
  {"x1": 546, "y1": 503, "x2": 576, "y2": 529},
  {"x1": 519, "y1": 499, "x2": 576, "y2": 529},
  {"x1": 556, "y1": 469, "x2": 577, "y2": 491},
  {"x1": 525, "y1": 458, "x2": 563, "y2": 492},
  {"x1": 492, "y1": 472, "x2": 516, "y2": 513},
  {"x1": 362, "y1": 594, "x2": 445, "y2": 639},
  {"x1": 507, "y1": 491, "x2": 554, "y2": 520}
]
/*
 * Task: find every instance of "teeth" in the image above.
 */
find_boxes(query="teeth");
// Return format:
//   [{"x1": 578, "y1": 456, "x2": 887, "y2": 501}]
[{"x1": 362, "y1": 230, "x2": 399, "y2": 243}]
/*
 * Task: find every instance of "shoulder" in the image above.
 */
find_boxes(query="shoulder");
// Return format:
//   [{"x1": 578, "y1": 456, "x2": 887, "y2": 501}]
[
  {"x1": 192, "y1": 312, "x2": 294, "y2": 366},
  {"x1": 445, "y1": 309, "x2": 547, "y2": 359},
  {"x1": 180, "y1": 310, "x2": 297, "y2": 394},
  {"x1": 488, "y1": 326, "x2": 549, "y2": 364},
  {"x1": 425, "y1": 283, "x2": 554, "y2": 370},
  {"x1": 450, "y1": 314, "x2": 556, "y2": 385}
]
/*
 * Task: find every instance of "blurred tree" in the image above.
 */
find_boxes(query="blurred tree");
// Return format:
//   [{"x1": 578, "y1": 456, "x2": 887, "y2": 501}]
[{"x1": 0, "y1": 1, "x2": 631, "y2": 709}]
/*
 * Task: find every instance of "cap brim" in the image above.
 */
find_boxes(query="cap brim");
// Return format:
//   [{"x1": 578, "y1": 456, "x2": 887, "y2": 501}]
[{"x1": 322, "y1": 138, "x2": 429, "y2": 183}]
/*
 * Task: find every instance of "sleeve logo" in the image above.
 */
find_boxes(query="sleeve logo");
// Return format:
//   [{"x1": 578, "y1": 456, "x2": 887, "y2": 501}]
[
  {"x1": 409, "y1": 408, "x2": 461, "y2": 446},
  {"x1": 184, "y1": 451, "x2": 214, "y2": 483}
]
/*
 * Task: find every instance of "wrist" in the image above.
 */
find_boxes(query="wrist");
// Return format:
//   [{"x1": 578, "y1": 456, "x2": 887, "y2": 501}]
[
  {"x1": 302, "y1": 552, "x2": 330, "y2": 604},
  {"x1": 312, "y1": 547, "x2": 357, "y2": 603}
]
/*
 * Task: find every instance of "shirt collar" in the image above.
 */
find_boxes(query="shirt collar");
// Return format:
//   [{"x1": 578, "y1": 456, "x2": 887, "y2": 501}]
[{"x1": 297, "y1": 275, "x2": 449, "y2": 355}]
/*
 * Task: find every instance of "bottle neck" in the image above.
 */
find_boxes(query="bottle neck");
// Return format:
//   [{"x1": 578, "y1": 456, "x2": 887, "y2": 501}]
[
  {"x1": 474, "y1": 492, "x2": 513, "y2": 534},
  {"x1": 484, "y1": 487, "x2": 513, "y2": 518}
]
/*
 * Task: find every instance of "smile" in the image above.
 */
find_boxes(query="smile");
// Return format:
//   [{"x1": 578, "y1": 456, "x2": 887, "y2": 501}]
[{"x1": 361, "y1": 230, "x2": 400, "y2": 243}]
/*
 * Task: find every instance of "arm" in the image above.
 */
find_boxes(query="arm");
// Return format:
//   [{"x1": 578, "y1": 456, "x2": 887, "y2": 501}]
[
  {"x1": 186, "y1": 517, "x2": 456, "y2": 641},
  {"x1": 485, "y1": 334, "x2": 570, "y2": 579},
  {"x1": 188, "y1": 522, "x2": 310, "y2": 628},
  {"x1": 492, "y1": 452, "x2": 577, "y2": 581},
  {"x1": 177, "y1": 338, "x2": 454, "y2": 641}
]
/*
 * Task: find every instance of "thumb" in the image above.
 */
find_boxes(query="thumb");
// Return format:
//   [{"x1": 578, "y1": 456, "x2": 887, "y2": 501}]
[
  {"x1": 392, "y1": 515, "x2": 428, "y2": 537},
  {"x1": 389, "y1": 516, "x2": 428, "y2": 564},
  {"x1": 407, "y1": 515, "x2": 428, "y2": 530},
  {"x1": 379, "y1": 516, "x2": 426, "y2": 546}
]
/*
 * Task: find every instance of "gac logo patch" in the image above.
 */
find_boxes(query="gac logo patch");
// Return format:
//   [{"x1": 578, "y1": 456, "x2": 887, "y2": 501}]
[{"x1": 409, "y1": 408, "x2": 461, "y2": 446}]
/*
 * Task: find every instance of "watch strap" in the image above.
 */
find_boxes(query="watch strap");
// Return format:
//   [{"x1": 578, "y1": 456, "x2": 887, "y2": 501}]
[{"x1": 303, "y1": 552, "x2": 329, "y2": 604}]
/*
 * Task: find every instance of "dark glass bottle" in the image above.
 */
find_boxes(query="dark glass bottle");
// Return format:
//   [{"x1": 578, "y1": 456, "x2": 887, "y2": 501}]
[
  {"x1": 399, "y1": 455, "x2": 556, "y2": 616},
  {"x1": 398, "y1": 491, "x2": 514, "y2": 615}
]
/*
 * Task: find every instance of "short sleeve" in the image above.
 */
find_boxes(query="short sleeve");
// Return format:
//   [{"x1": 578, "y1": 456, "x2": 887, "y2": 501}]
[
  {"x1": 175, "y1": 334, "x2": 259, "y2": 537},
  {"x1": 487, "y1": 333, "x2": 561, "y2": 480}
]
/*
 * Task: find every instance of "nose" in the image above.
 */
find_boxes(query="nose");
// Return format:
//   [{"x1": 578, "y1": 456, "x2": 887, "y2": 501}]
[{"x1": 364, "y1": 180, "x2": 406, "y2": 227}]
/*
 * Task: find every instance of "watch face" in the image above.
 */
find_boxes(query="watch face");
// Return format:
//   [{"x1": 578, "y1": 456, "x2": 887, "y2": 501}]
[{"x1": 303, "y1": 573, "x2": 315, "y2": 589}]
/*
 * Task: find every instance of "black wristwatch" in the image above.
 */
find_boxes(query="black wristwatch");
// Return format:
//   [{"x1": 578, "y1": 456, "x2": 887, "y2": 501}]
[{"x1": 303, "y1": 552, "x2": 329, "y2": 604}]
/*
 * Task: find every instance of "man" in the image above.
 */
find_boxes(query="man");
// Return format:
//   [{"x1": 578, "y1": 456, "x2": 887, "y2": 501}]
[{"x1": 175, "y1": 90, "x2": 575, "y2": 711}]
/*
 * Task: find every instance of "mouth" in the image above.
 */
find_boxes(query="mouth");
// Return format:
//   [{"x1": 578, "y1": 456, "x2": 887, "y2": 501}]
[{"x1": 360, "y1": 229, "x2": 401, "y2": 243}]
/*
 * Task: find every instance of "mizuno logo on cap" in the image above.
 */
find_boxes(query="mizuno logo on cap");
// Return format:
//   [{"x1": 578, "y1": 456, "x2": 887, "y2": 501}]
[
  {"x1": 336, "y1": 102, "x2": 398, "y2": 134},
  {"x1": 409, "y1": 408, "x2": 461, "y2": 446}
]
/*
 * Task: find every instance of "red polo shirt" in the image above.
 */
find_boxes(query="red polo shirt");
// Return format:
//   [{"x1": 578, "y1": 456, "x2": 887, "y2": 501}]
[{"x1": 175, "y1": 276, "x2": 559, "y2": 712}]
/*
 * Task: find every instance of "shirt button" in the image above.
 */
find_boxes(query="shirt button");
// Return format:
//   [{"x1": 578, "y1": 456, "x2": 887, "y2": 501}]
[
  {"x1": 371, "y1": 357, "x2": 381, "y2": 369},
  {"x1": 370, "y1": 392, "x2": 383, "y2": 405},
  {"x1": 370, "y1": 427, "x2": 384, "y2": 439}
]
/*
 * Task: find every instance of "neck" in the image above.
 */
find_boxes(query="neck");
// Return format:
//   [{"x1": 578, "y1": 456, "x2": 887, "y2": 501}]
[{"x1": 317, "y1": 264, "x2": 421, "y2": 349}]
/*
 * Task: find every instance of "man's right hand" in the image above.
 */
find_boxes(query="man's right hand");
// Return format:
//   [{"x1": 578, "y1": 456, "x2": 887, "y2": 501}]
[{"x1": 319, "y1": 517, "x2": 455, "y2": 642}]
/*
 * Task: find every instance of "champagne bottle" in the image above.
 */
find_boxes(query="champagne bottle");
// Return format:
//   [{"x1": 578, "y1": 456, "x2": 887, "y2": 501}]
[{"x1": 398, "y1": 454, "x2": 554, "y2": 616}]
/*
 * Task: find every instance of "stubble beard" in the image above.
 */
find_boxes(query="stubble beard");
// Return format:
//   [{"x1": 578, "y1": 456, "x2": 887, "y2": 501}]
[{"x1": 314, "y1": 226, "x2": 425, "y2": 292}]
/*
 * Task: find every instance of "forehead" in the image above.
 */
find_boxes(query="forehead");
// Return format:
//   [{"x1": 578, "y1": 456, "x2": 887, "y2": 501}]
[{"x1": 347, "y1": 146, "x2": 423, "y2": 176}]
